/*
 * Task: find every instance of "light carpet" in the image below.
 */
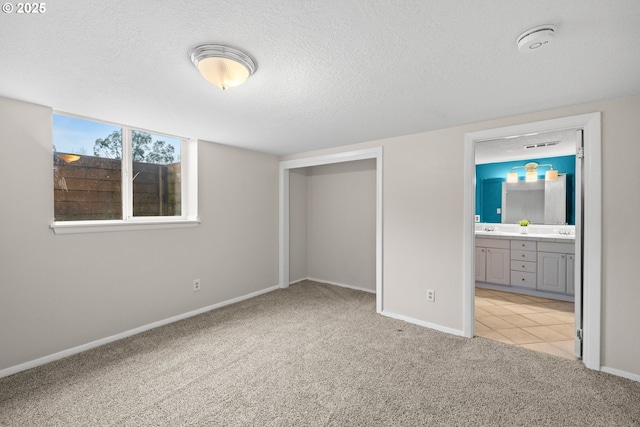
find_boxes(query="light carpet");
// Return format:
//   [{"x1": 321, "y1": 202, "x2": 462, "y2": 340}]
[{"x1": 1, "y1": 280, "x2": 639, "y2": 426}]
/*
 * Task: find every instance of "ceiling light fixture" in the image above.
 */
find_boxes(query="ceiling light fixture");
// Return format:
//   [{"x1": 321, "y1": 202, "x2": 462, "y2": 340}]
[
  {"x1": 516, "y1": 25, "x2": 556, "y2": 52},
  {"x1": 190, "y1": 44, "x2": 257, "y2": 90}
]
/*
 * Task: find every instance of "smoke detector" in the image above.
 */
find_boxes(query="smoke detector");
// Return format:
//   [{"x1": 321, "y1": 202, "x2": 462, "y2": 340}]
[{"x1": 517, "y1": 25, "x2": 556, "y2": 52}]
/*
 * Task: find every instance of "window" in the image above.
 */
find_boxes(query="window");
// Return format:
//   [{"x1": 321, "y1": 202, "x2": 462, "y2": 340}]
[{"x1": 52, "y1": 114, "x2": 198, "y2": 233}]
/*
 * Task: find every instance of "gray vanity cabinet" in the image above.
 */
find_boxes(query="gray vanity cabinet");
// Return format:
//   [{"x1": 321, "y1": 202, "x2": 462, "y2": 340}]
[
  {"x1": 476, "y1": 236, "x2": 575, "y2": 300},
  {"x1": 510, "y1": 240, "x2": 537, "y2": 289},
  {"x1": 475, "y1": 238, "x2": 510, "y2": 286},
  {"x1": 537, "y1": 252, "x2": 567, "y2": 293},
  {"x1": 537, "y1": 241, "x2": 575, "y2": 295}
]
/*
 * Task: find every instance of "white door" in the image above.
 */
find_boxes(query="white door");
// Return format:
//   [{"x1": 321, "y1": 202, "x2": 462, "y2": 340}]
[{"x1": 573, "y1": 129, "x2": 584, "y2": 358}]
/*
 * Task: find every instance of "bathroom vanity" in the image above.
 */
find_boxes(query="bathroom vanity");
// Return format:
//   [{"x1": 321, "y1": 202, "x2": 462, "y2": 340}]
[{"x1": 475, "y1": 224, "x2": 575, "y2": 302}]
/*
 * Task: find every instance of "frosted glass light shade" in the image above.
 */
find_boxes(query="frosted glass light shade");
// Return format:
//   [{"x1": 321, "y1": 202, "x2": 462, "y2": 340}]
[
  {"x1": 507, "y1": 171, "x2": 518, "y2": 183},
  {"x1": 545, "y1": 169, "x2": 558, "y2": 181},
  {"x1": 190, "y1": 44, "x2": 256, "y2": 91},
  {"x1": 197, "y1": 57, "x2": 250, "y2": 90},
  {"x1": 526, "y1": 171, "x2": 538, "y2": 182}
]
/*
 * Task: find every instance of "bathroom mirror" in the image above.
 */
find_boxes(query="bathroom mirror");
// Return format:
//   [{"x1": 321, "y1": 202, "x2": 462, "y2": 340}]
[{"x1": 501, "y1": 176, "x2": 566, "y2": 224}]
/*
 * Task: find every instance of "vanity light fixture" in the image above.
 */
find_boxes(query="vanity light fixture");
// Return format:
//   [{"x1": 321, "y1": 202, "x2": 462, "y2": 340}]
[
  {"x1": 507, "y1": 162, "x2": 558, "y2": 183},
  {"x1": 545, "y1": 168, "x2": 558, "y2": 181},
  {"x1": 190, "y1": 44, "x2": 257, "y2": 90}
]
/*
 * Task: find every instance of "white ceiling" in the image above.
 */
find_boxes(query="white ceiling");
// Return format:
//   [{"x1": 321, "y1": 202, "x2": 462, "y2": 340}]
[
  {"x1": 1, "y1": 1, "x2": 639, "y2": 156},
  {"x1": 475, "y1": 129, "x2": 577, "y2": 164}
]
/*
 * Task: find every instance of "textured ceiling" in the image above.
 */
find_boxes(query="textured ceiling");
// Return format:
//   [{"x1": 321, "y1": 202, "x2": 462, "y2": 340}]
[
  {"x1": 475, "y1": 129, "x2": 577, "y2": 164},
  {"x1": 1, "y1": 1, "x2": 639, "y2": 156}
]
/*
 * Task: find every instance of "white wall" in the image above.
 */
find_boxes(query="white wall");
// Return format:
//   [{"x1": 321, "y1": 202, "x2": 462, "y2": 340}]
[
  {"x1": 288, "y1": 160, "x2": 377, "y2": 292},
  {"x1": 281, "y1": 94, "x2": 640, "y2": 378},
  {"x1": 0, "y1": 96, "x2": 279, "y2": 372}
]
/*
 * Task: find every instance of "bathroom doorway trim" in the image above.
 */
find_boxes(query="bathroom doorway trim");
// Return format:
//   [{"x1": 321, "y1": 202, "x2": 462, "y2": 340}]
[{"x1": 463, "y1": 113, "x2": 601, "y2": 370}]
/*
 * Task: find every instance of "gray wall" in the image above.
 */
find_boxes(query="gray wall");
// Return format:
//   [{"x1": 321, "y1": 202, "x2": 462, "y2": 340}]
[
  {"x1": 0, "y1": 96, "x2": 279, "y2": 371},
  {"x1": 282, "y1": 94, "x2": 640, "y2": 378},
  {"x1": 289, "y1": 160, "x2": 377, "y2": 292}
]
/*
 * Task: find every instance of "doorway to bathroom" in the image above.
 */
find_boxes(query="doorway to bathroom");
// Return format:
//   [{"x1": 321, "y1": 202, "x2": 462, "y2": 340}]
[
  {"x1": 474, "y1": 128, "x2": 579, "y2": 359},
  {"x1": 463, "y1": 113, "x2": 601, "y2": 370}
]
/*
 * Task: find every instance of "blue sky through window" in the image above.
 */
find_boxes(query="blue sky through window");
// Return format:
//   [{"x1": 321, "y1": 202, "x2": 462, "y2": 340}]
[
  {"x1": 53, "y1": 114, "x2": 181, "y2": 162},
  {"x1": 53, "y1": 114, "x2": 121, "y2": 156}
]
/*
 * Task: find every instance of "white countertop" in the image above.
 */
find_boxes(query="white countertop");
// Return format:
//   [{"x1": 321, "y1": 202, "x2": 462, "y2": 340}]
[{"x1": 475, "y1": 230, "x2": 575, "y2": 242}]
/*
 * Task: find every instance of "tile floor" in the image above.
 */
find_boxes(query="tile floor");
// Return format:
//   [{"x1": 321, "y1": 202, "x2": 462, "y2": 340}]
[{"x1": 475, "y1": 287, "x2": 577, "y2": 360}]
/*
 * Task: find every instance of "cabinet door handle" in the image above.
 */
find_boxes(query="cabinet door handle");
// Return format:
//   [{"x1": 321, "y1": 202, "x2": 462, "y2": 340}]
[
  {"x1": 522, "y1": 254, "x2": 525, "y2": 258},
  {"x1": 522, "y1": 265, "x2": 525, "y2": 268},
  {"x1": 521, "y1": 278, "x2": 525, "y2": 281}
]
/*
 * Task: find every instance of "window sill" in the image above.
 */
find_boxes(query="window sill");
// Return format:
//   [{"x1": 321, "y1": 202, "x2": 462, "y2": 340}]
[{"x1": 51, "y1": 218, "x2": 201, "y2": 235}]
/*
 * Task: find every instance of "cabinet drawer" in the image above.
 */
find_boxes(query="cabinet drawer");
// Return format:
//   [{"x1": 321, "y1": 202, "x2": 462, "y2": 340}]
[
  {"x1": 511, "y1": 250, "x2": 537, "y2": 262},
  {"x1": 511, "y1": 260, "x2": 537, "y2": 273},
  {"x1": 511, "y1": 240, "x2": 537, "y2": 251},
  {"x1": 511, "y1": 271, "x2": 537, "y2": 289},
  {"x1": 476, "y1": 238, "x2": 510, "y2": 249},
  {"x1": 538, "y1": 241, "x2": 575, "y2": 254}
]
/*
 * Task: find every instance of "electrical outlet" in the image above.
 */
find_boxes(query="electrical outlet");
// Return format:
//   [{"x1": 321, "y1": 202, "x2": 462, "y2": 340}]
[
  {"x1": 426, "y1": 289, "x2": 435, "y2": 302},
  {"x1": 193, "y1": 279, "x2": 201, "y2": 292}
]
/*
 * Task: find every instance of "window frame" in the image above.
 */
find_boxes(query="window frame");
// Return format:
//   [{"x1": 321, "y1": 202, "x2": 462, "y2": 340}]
[{"x1": 51, "y1": 113, "x2": 199, "y2": 234}]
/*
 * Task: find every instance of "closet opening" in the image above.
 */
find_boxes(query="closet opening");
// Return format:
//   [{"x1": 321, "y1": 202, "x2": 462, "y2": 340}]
[{"x1": 279, "y1": 148, "x2": 383, "y2": 312}]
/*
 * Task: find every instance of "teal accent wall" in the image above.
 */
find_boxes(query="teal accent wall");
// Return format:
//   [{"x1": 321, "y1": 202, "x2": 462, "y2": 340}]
[{"x1": 476, "y1": 155, "x2": 576, "y2": 225}]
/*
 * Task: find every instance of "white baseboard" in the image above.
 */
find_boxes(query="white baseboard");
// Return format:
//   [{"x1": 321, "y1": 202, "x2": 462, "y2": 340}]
[
  {"x1": 305, "y1": 277, "x2": 376, "y2": 294},
  {"x1": 8, "y1": 282, "x2": 635, "y2": 385},
  {"x1": 601, "y1": 366, "x2": 640, "y2": 383},
  {"x1": 381, "y1": 311, "x2": 639, "y2": 383},
  {"x1": 381, "y1": 310, "x2": 466, "y2": 337},
  {"x1": 298, "y1": 279, "x2": 463, "y2": 337},
  {"x1": 0, "y1": 284, "x2": 280, "y2": 379}
]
